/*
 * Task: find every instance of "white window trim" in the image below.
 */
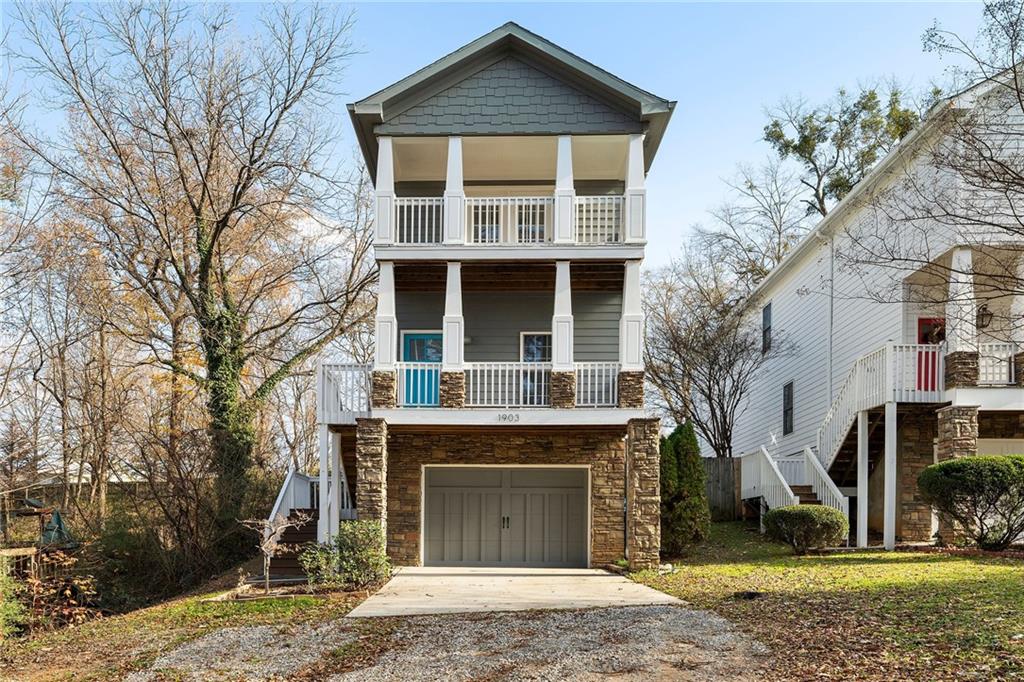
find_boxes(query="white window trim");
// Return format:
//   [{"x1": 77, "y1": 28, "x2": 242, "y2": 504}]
[{"x1": 519, "y1": 331, "x2": 553, "y2": 362}]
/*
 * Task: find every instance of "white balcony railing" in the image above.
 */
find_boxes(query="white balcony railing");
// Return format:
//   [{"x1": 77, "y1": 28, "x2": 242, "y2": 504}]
[
  {"x1": 317, "y1": 363, "x2": 372, "y2": 424},
  {"x1": 395, "y1": 197, "x2": 444, "y2": 244},
  {"x1": 396, "y1": 362, "x2": 442, "y2": 407},
  {"x1": 574, "y1": 195, "x2": 624, "y2": 244},
  {"x1": 979, "y1": 342, "x2": 1016, "y2": 385},
  {"x1": 575, "y1": 362, "x2": 619, "y2": 407},
  {"x1": 466, "y1": 197, "x2": 553, "y2": 245},
  {"x1": 465, "y1": 362, "x2": 552, "y2": 408}
]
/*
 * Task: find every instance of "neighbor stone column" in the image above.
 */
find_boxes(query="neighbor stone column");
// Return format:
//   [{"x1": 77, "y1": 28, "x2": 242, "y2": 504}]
[
  {"x1": 371, "y1": 370, "x2": 396, "y2": 409},
  {"x1": 935, "y1": 405, "x2": 978, "y2": 543},
  {"x1": 551, "y1": 371, "x2": 576, "y2": 408},
  {"x1": 944, "y1": 352, "x2": 979, "y2": 389},
  {"x1": 898, "y1": 406, "x2": 938, "y2": 543},
  {"x1": 439, "y1": 371, "x2": 465, "y2": 408},
  {"x1": 355, "y1": 418, "x2": 388, "y2": 544},
  {"x1": 618, "y1": 371, "x2": 645, "y2": 408},
  {"x1": 627, "y1": 417, "x2": 661, "y2": 571}
]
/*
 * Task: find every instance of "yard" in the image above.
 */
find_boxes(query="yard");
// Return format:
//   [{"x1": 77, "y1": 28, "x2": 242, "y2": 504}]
[{"x1": 638, "y1": 522, "x2": 1024, "y2": 681}]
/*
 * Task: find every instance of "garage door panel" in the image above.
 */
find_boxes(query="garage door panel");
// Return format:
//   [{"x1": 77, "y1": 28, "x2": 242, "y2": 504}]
[{"x1": 482, "y1": 493, "x2": 502, "y2": 562}]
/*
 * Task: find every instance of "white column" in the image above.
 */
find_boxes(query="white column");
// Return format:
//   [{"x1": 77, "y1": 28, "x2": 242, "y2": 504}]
[
  {"x1": 857, "y1": 410, "x2": 869, "y2": 548},
  {"x1": 330, "y1": 431, "x2": 342, "y2": 538},
  {"x1": 552, "y1": 260, "x2": 574, "y2": 370},
  {"x1": 317, "y1": 424, "x2": 329, "y2": 543},
  {"x1": 624, "y1": 133, "x2": 646, "y2": 243},
  {"x1": 620, "y1": 260, "x2": 644, "y2": 370},
  {"x1": 946, "y1": 247, "x2": 977, "y2": 353},
  {"x1": 883, "y1": 401, "x2": 897, "y2": 550},
  {"x1": 1011, "y1": 257, "x2": 1024, "y2": 348},
  {"x1": 444, "y1": 136, "x2": 465, "y2": 244},
  {"x1": 374, "y1": 261, "x2": 397, "y2": 370},
  {"x1": 553, "y1": 135, "x2": 575, "y2": 244},
  {"x1": 443, "y1": 261, "x2": 464, "y2": 370},
  {"x1": 374, "y1": 137, "x2": 395, "y2": 244}
]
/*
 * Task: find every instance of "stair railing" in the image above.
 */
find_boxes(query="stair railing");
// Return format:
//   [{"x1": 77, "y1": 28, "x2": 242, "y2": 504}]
[
  {"x1": 802, "y1": 446, "x2": 849, "y2": 520},
  {"x1": 757, "y1": 446, "x2": 800, "y2": 510},
  {"x1": 816, "y1": 345, "x2": 888, "y2": 470}
]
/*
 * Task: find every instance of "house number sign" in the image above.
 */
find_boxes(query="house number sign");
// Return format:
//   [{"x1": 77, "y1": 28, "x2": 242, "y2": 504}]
[{"x1": 497, "y1": 412, "x2": 521, "y2": 423}]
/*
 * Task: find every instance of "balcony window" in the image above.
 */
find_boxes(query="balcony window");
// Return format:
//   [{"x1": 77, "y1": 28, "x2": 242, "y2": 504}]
[{"x1": 521, "y1": 332, "x2": 553, "y2": 362}]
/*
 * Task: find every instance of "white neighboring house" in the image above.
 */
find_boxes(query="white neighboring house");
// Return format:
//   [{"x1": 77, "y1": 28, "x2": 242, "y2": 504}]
[{"x1": 734, "y1": 77, "x2": 1024, "y2": 550}]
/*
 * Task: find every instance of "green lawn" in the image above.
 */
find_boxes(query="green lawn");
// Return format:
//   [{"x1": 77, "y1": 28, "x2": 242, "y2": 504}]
[{"x1": 637, "y1": 522, "x2": 1024, "y2": 681}]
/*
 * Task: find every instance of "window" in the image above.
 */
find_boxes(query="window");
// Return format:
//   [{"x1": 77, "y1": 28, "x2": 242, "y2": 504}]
[
  {"x1": 520, "y1": 333, "x2": 553, "y2": 362},
  {"x1": 762, "y1": 303, "x2": 772, "y2": 353},
  {"x1": 782, "y1": 381, "x2": 794, "y2": 436}
]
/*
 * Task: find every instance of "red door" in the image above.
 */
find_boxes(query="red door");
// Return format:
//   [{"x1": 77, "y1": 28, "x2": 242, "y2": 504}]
[{"x1": 916, "y1": 318, "x2": 945, "y2": 392}]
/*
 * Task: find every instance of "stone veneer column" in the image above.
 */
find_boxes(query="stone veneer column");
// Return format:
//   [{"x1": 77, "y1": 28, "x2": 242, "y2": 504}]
[
  {"x1": 355, "y1": 418, "x2": 388, "y2": 540},
  {"x1": 551, "y1": 371, "x2": 576, "y2": 408},
  {"x1": 371, "y1": 370, "x2": 396, "y2": 409},
  {"x1": 1014, "y1": 352, "x2": 1024, "y2": 387},
  {"x1": 936, "y1": 405, "x2": 979, "y2": 461},
  {"x1": 439, "y1": 371, "x2": 465, "y2": 408},
  {"x1": 898, "y1": 407, "x2": 938, "y2": 542},
  {"x1": 944, "y1": 351, "x2": 979, "y2": 389},
  {"x1": 627, "y1": 417, "x2": 661, "y2": 571},
  {"x1": 618, "y1": 371, "x2": 645, "y2": 409}
]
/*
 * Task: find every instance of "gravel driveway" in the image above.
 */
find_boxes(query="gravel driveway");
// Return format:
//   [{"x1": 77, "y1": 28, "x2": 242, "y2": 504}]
[{"x1": 126, "y1": 604, "x2": 767, "y2": 681}]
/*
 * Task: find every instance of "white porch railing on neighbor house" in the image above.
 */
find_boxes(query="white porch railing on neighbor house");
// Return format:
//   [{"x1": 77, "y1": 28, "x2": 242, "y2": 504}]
[
  {"x1": 740, "y1": 447, "x2": 799, "y2": 511},
  {"x1": 466, "y1": 197, "x2": 553, "y2": 244},
  {"x1": 773, "y1": 457, "x2": 805, "y2": 487},
  {"x1": 265, "y1": 468, "x2": 326, "y2": 543},
  {"x1": 574, "y1": 195, "x2": 624, "y2": 244},
  {"x1": 396, "y1": 362, "x2": 443, "y2": 407},
  {"x1": 395, "y1": 197, "x2": 444, "y2": 244},
  {"x1": 465, "y1": 362, "x2": 552, "y2": 408},
  {"x1": 575, "y1": 362, "x2": 620, "y2": 407},
  {"x1": 318, "y1": 363, "x2": 372, "y2": 424},
  {"x1": 979, "y1": 342, "x2": 1016, "y2": 385},
  {"x1": 802, "y1": 446, "x2": 849, "y2": 519}
]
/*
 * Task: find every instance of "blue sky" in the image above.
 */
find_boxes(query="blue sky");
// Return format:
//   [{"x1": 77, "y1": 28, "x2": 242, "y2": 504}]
[{"x1": 3, "y1": 2, "x2": 985, "y2": 267}]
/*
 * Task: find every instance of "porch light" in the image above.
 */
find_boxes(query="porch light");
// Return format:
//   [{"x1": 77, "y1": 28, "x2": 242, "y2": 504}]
[{"x1": 977, "y1": 303, "x2": 994, "y2": 330}]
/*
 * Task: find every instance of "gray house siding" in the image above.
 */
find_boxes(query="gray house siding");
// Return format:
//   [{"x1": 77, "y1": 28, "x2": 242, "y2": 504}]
[
  {"x1": 394, "y1": 290, "x2": 619, "y2": 362},
  {"x1": 377, "y1": 56, "x2": 642, "y2": 136}
]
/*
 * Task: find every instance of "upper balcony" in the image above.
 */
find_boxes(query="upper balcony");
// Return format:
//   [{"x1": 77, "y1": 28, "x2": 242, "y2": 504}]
[{"x1": 372, "y1": 134, "x2": 648, "y2": 260}]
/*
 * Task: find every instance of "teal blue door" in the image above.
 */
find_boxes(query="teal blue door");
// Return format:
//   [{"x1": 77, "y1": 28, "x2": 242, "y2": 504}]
[{"x1": 402, "y1": 333, "x2": 442, "y2": 406}]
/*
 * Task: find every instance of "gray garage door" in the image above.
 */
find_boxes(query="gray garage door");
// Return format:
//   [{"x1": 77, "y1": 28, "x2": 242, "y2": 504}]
[{"x1": 423, "y1": 467, "x2": 588, "y2": 567}]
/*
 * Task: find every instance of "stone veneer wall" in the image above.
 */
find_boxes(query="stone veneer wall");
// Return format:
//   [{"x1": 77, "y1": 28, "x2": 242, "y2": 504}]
[
  {"x1": 371, "y1": 371, "x2": 396, "y2": 409},
  {"x1": 1015, "y1": 354, "x2": 1024, "y2": 387},
  {"x1": 618, "y1": 371, "x2": 644, "y2": 409},
  {"x1": 944, "y1": 351, "x2": 979, "y2": 389},
  {"x1": 626, "y1": 418, "x2": 661, "y2": 570},
  {"x1": 937, "y1": 405, "x2": 979, "y2": 460},
  {"x1": 355, "y1": 418, "x2": 388, "y2": 537},
  {"x1": 977, "y1": 411, "x2": 1024, "y2": 439},
  {"x1": 551, "y1": 371, "x2": 576, "y2": 409},
  {"x1": 898, "y1": 406, "x2": 938, "y2": 542},
  {"x1": 385, "y1": 428, "x2": 630, "y2": 566},
  {"x1": 439, "y1": 371, "x2": 465, "y2": 408}
]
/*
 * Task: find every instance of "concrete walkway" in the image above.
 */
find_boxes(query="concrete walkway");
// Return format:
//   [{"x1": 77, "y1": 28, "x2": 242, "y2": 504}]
[{"x1": 347, "y1": 566, "x2": 681, "y2": 617}]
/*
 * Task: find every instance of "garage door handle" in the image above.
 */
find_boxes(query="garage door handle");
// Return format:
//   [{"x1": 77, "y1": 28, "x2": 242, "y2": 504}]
[{"x1": 501, "y1": 515, "x2": 509, "y2": 529}]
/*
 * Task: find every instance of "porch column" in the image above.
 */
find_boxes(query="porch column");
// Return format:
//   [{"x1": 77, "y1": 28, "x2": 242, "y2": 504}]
[
  {"x1": 330, "y1": 431, "x2": 343, "y2": 538},
  {"x1": 624, "y1": 133, "x2": 646, "y2": 243},
  {"x1": 1011, "y1": 257, "x2": 1024, "y2": 384},
  {"x1": 883, "y1": 401, "x2": 897, "y2": 550},
  {"x1": 551, "y1": 260, "x2": 576, "y2": 408},
  {"x1": 317, "y1": 424, "x2": 329, "y2": 543},
  {"x1": 444, "y1": 137, "x2": 465, "y2": 244},
  {"x1": 553, "y1": 135, "x2": 575, "y2": 244},
  {"x1": 945, "y1": 247, "x2": 979, "y2": 388},
  {"x1": 618, "y1": 260, "x2": 644, "y2": 408},
  {"x1": 374, "y1": 137, "x2": 395, "y2": 244},
  {"x1": 372, "y1": 261, "x2": 398, "y2": 408},
  {"x1": 857, "y1": 409, "x2": 869, "y2": 548},
  {"x1": 355, "y1": 418, "x2": 388, "y2": 548},
  {"x1": 440, "y1": 261, "x2": 465, "y2": 407}
]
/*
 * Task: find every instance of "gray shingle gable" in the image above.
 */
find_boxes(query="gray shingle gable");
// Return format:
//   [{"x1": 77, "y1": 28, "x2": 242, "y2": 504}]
[{"x1": 376, "y1": 56, "x2": 642, "y2": 136}]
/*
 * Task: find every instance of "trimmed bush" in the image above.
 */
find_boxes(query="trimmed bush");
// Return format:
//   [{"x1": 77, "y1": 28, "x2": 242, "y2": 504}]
[
  {"x1": 918, "y1": 454, "x2": 1024, "y2": 551},
  {"x1": 764, "y1": 505, "x2": 849, "y2": 554},
  {"x1": 299, "y1": 520, "x2": 390, "y2": 590},
  {"x1": 660, "y1": 422, "x2": 711, "y2": 556}
]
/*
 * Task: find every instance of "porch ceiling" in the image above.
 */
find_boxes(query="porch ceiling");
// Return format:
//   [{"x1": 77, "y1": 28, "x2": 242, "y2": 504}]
[{"x1": 393, "y1": 262, "x2": 625, "y2": 292}]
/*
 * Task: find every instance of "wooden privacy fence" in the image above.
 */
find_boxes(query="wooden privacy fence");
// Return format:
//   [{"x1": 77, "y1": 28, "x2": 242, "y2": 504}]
[{"x1": 701, "y1": 457, "x2": 742, "y2": 521}]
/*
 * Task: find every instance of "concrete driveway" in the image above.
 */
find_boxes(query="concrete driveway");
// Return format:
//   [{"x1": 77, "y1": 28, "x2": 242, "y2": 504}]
[{"x1": 347, "y1": 566, "x2": 681, "y2": 617}]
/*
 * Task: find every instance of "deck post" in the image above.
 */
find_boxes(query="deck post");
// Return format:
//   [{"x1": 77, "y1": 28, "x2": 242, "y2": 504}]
[
  {"x1": 330, "y1": 430, "x2": 342, "y2": 538},
  {"x1": 857, "y1": 409, "x2": 869, "y2": 548},
  {"x1": 553, "y1": 135, "x2": 575, "y2": 243},
  {"x1": 317, "y1": 424, "x2": 329, "y2": 543},
  {"x1": 374, "y1": 137, "x2": 394, "y2": 244},
  {"x1": 883, "y1": 401, "x2": 897, "y2": 550},
  {"x1": 624, "y1": 133, "x2": 646, "y2": 243},
  {"x1": 443, "y1": 136, "x2": 465, "y2": 244}
]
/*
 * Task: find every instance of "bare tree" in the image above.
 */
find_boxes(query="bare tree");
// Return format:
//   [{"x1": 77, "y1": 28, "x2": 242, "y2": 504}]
[
  {"x1": 9, "y1": 1, "x2": 376, "y2": 560},
  {"x1": 240, "y1": 510, "x2": 311, "y2": 595}
]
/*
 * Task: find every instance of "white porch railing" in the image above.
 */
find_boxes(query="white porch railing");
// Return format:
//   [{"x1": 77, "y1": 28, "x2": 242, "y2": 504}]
[
  {"x1": 396, "y1": 362, "x2": 442, "y2": 407},
  {"x1": 575, "y1": 362, "x2": 619, "y2": 407},
  {"x1": 395, "y1": 197, "x2": 444, "y2": 244},
  {"x1": 465, "y1": 362, "x2": 552, "y2": 407},
  {"x1": 773, "y1": 457, "x2": 806, "y2": 487},
  {"x1": 802, "y1": 446, "x2": 849, "y2": 520},
  {"x1": 266, "y1": 468, "x2": 320, "y2": 543},
  {"x1": 574, "y1": 195, "x2": 624, "y2": 244},
  {"x1": 466, "y1": 197, "x2": 553, "y2": 244},
  {"x1": 318, "y1": 363, "x2": 372, "y2": 424},
  {"x1": 979, "y1": 342, "x2": 1016, "y2": 385},
  {"x1": 740, "y1": 447, "x2": 799, "y2": 510}
]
